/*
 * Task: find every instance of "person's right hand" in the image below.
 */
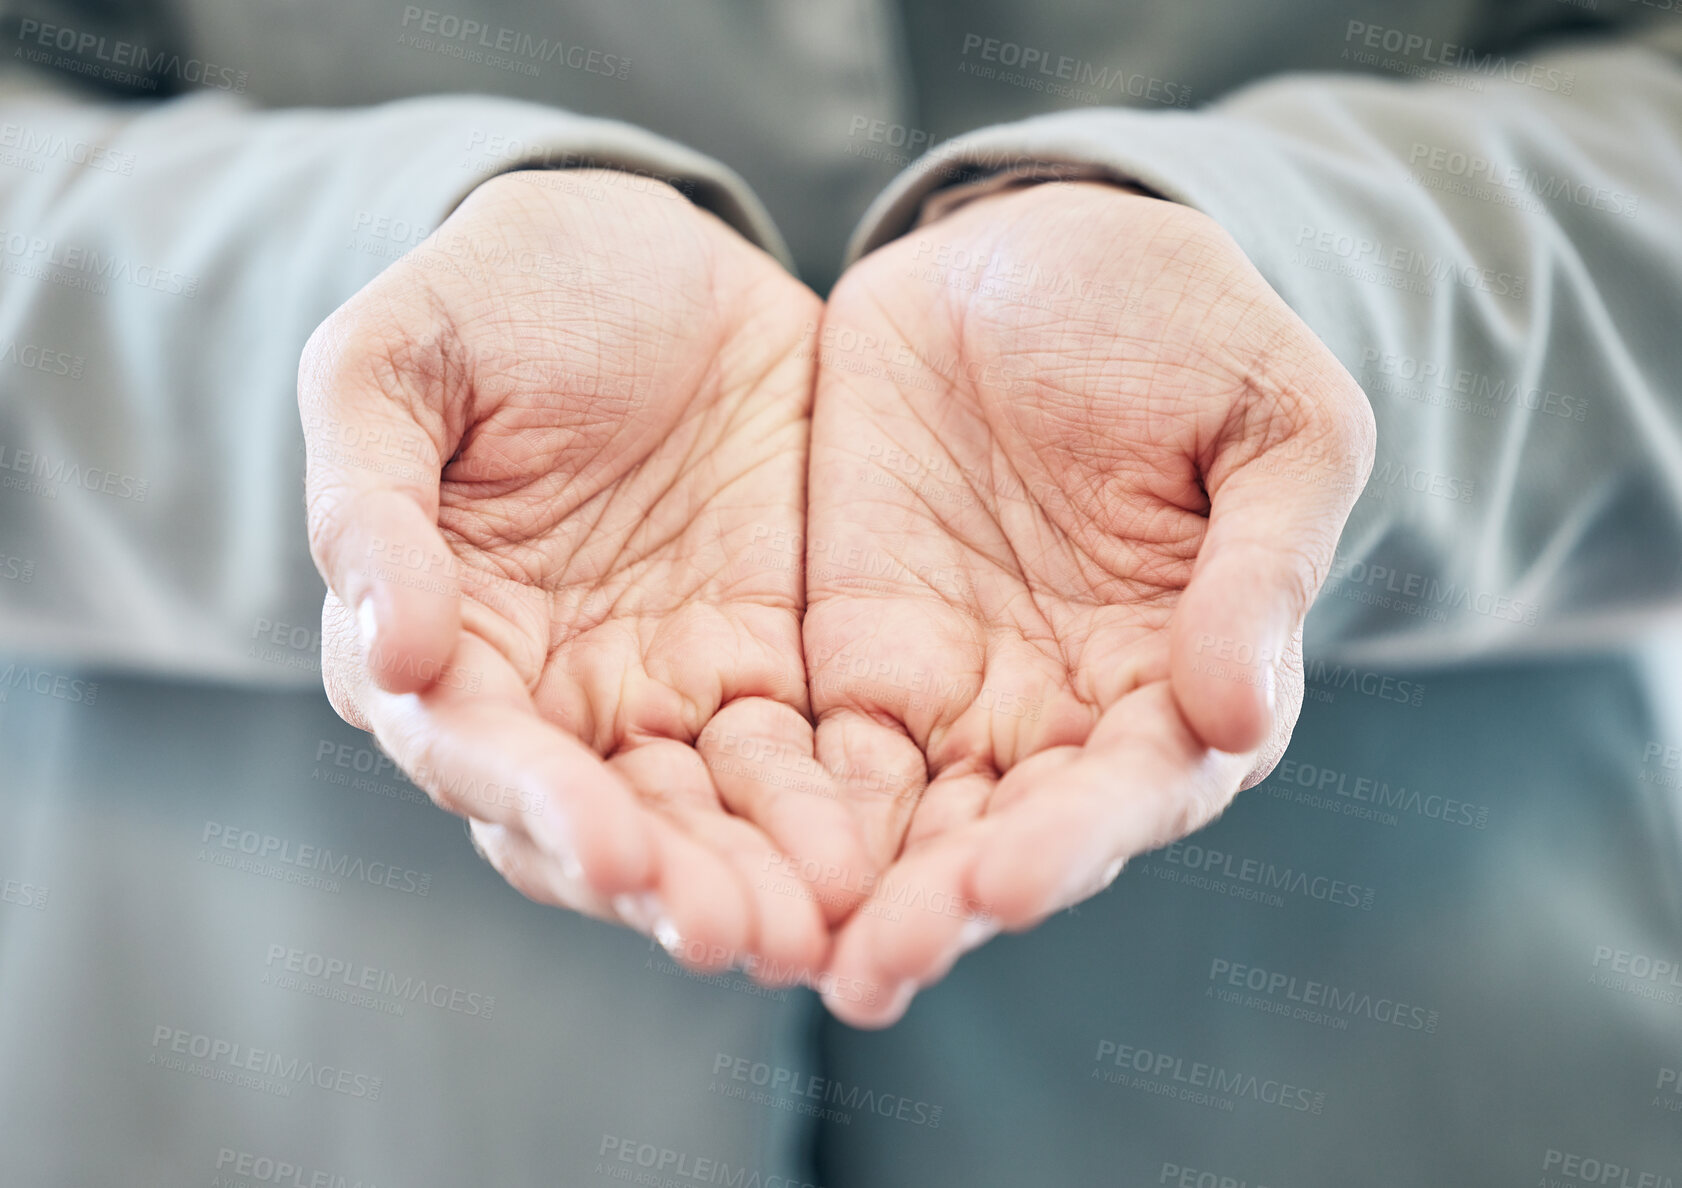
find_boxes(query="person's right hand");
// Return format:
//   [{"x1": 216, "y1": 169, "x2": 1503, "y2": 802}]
[{"x1": 299, "y1": 169, "x2": 859, "y2": 985}]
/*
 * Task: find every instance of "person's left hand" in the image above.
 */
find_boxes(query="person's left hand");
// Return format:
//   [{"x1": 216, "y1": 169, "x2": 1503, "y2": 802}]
[{"x1": 802, "y1": 181, "x2": 1376, "y2": 1026}]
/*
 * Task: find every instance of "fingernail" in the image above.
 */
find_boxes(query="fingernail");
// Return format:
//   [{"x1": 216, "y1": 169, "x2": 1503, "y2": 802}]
[
  {"x1": 356, "y1": 595, "x2": 379, "y2": 655},
  {"x1": 957, "y1": 915, "x2": 997, "y2": 953},
  {"x1": 886, "y1": 979, "x2": 919, "y2": 1017},
  {"x1": 613, "y1": 891, "x2": 665, "y2": 933},
  {"x1": 653, "y1": 916, "x2": 684, "y2": 955}
]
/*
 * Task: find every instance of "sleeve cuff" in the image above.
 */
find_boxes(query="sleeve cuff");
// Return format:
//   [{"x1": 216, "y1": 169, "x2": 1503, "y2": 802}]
[
  {"x1": 349, "y1": 93, "x2": 795, "y2": 275},
  {"x1": 843, "y1": 106, "x2": 1299, "y2": 277}
]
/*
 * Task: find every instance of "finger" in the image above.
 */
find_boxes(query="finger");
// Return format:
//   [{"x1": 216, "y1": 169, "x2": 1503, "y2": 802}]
[
  {"x1": 969, "y1": 682, "x2": 1251, "y2": 931},
  {"x1": 1170, "y1": 369, "x2": 1375, "y2": 753},
  {"x1": 299, "y1": 303, "x2": 462, "y2": 695},
  {"x1": 468, "y1": 818, "x2": 624, "y2": 923},
  {"x1": 665, "y1": 809, "x2": 830, "y2": 988},
  {"x1": 698, "y1": 698, "x2": 875, "y2": 926},
  {"x1": 610, "y1": 739, "x2": 824, "y2": 981},
  {"x1": 630, "y1": 820, "x2": 756, "y2": 977},
  {"x1": 821, "y1": 835, "x2": 995, "y2": 1029},
  {"x1": 815, "y1": 763, "x2": 1006, "y2": 1027},
  {"x1": 808, "y1": 706, "x2": 930, "y2": 872},
  {"x1": 469, "y1": 815, "x2": 756, "y2": 978},
  {"x1": 364, "y1": 631, "x2": 655, "y2": 897}
]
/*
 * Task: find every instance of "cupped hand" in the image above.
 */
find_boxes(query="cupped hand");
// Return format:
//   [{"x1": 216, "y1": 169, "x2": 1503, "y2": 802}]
[
  {"x1": 804, "y1": 181, "x2": 1375, "y2": 1025},
  {"x1": 299, "y1": 169, "x2": 861, "y2": 985}
]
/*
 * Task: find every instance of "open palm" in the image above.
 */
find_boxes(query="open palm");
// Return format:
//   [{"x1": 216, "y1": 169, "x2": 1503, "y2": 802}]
[
  {"x1": 301, "y1": 170, "x2": 851, "y2": 983},
  {"x1": 803, "y1": 183, "x2": 1374, "y2": 1024}
]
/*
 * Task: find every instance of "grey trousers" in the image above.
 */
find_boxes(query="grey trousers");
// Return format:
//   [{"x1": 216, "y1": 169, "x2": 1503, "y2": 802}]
[
  {"x1": 807, "y1": 655, "x2": 1682, "y2": 1186},
  {"x1": 2, "y1": 654, "x2": 1678, "y2": 1185}
]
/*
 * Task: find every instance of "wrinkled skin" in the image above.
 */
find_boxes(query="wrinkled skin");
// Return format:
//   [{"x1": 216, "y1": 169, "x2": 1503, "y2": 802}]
[
  {"x1": 794, "y1": 183, "x2": 1375, "y2": 1024},
  {"x1": 300, "y1": 173, "x2": 1375, "y2": 1024},
  {"x1": 300, "y1": 170, "x2": 860, "y2": 987}
]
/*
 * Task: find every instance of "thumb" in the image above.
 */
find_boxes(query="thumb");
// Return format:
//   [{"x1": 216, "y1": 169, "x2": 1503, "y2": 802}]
[
  {"x1": 299, "y1": 313, "x2": 462, "y2": 696},
  {"x1": 1170, "y1": 386, "x2": 1375, "y2": 755}
]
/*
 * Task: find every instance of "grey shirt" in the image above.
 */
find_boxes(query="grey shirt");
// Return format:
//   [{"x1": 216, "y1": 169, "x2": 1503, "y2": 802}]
[{"x1": 2, "y1": 2, "x2": 1680, "y2": 1183}]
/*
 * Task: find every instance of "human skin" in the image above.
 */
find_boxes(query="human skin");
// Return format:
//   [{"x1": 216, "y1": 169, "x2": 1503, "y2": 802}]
[
  {"x1": 795, "y1": 181, "x2": 1375, "y2": 1024},
  {"x1": 300, "y1": 169, "x2": 862, "y2": 988},
  {"x1": 299, "y1": 173, "x2": 1375, "y2": 1020}
]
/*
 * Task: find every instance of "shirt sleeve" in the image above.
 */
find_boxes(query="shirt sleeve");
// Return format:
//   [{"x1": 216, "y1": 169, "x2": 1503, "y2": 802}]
[{"x1": 0, "y1": 71, "x2": 790, "y2": 687}]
